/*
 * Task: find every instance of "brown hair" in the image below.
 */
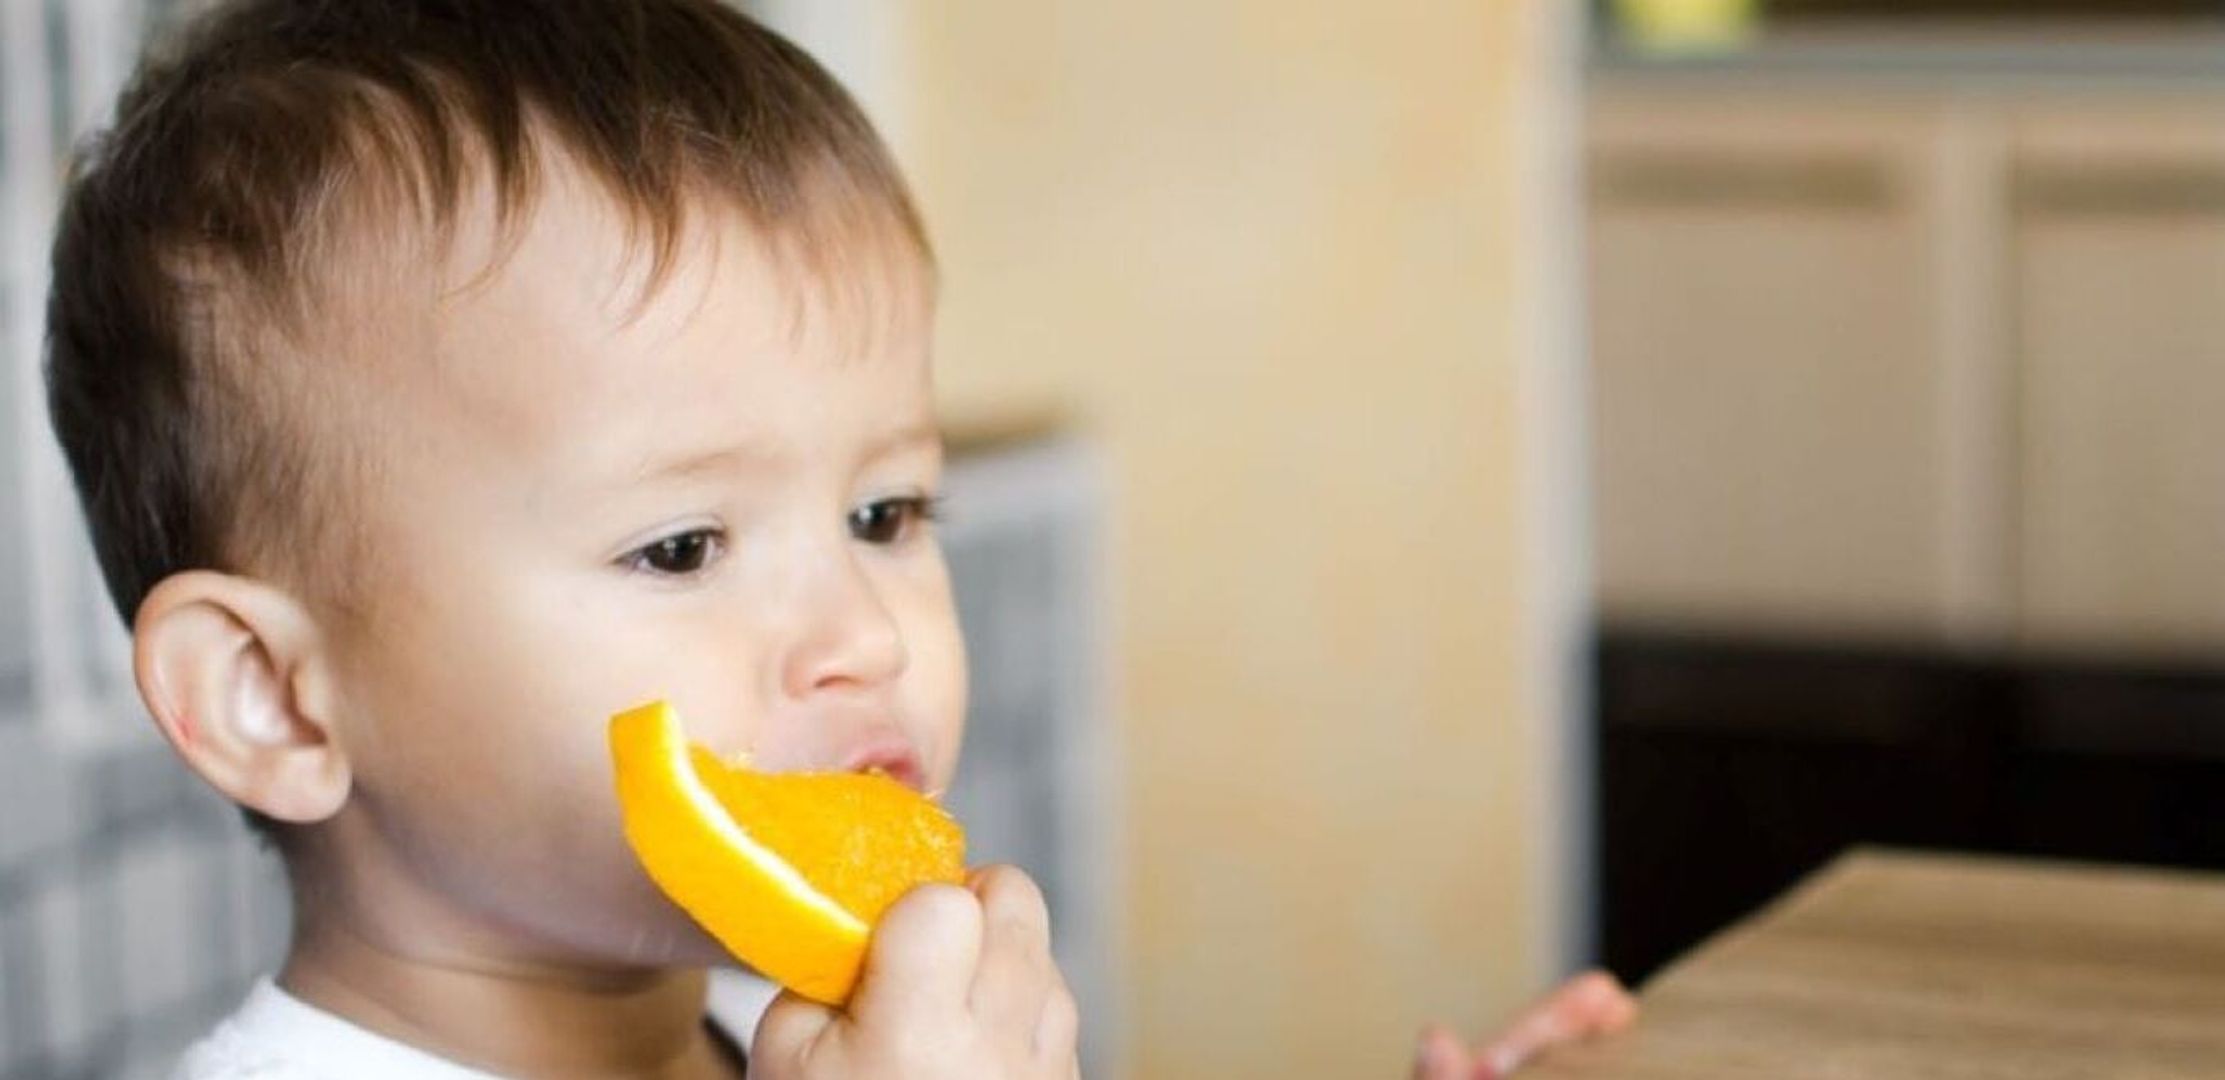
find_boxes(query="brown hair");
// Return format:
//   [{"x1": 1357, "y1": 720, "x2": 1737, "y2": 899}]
[{"x1": 47, "y1": 0, "x2": 930, "y2": 628}]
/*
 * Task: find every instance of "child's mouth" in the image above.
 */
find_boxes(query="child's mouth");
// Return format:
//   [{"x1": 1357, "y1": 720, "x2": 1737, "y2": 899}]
[{"x1": 841, "y1": 737, "x2": 927, "y2": 793}]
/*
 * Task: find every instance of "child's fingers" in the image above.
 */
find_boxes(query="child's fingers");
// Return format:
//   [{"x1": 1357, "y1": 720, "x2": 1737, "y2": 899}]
[
  {"x1": 1474, "y1": 970, "x2": 1638, "y2": 1075},
  {"x1": 1574, "y1": 970, "x2": 1641, "y2": 1032},
  {"x1": 1475, "y1": 1001, "x2": 1565, "y2": 1078},
  {"x1": 848, "y1": 882, "x2": 983, "y2": 1027},
  {"x1": 1411, "y1": 1023, "x2": 1474, "y2": 1080},
  {"x1": 1035, "y1": 973, "x2": 1082, "y2": 1066},
  {"x1": 965, "y1": 865, "x2": 1057, "y2": 1030},
  {"x1": 751, "y1": 989, "x2": 841, "y2": 1073},
  {"x1": 1544, "y1": 970, "x2": 1639, "y2": 1036}
]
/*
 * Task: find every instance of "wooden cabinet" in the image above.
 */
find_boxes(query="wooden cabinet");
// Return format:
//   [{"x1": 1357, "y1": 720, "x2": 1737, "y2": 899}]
[
  {"x1": 1589, "y1": 96, "x2": 1967, "y2": 640},
  {"x1": 1585, "y1": 62, "x2": 2225, "y2": 1001},
  {"x1": 1590, "y1": 79, "x2": 2225, "y2": 658},
  {"x1": 2011, "y1": 107, "x2": 2225, "y2": 656}
]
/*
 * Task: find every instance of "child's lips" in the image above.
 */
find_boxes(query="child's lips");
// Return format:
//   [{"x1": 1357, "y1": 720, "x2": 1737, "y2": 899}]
[{"x1": 841, "y1": 734, "x2": 926, "y2": 793}]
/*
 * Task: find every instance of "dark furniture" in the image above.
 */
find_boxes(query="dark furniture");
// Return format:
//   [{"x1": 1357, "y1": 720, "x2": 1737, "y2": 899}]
[{"x1": 1597, "y1": 630, "x2": 2225, "y2": 982}]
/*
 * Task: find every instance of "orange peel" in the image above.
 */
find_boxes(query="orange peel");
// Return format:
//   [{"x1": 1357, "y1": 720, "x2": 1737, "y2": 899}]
[{"x1": 608, "y1": 700, "x2": 966, "y2": 1005}]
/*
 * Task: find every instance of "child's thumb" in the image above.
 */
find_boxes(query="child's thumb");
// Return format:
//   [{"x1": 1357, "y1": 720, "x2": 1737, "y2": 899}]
[{"x1": 847, "y1": 882, "x2": 982, "y2": 1024}]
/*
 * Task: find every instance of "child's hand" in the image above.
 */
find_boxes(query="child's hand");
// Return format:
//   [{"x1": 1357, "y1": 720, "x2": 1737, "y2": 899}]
[
  {"x1": 751, "y1": 865, "x2": 1082, "y2": 1079},
  {"x1": 1412, "y1": 970, "x2": 1638, "y2": 1079}
]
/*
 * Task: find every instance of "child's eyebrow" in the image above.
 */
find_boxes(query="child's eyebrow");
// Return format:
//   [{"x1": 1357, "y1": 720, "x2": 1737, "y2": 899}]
[
  {"x1": 618, "y1": 421, "x2": 941, "y2": 488},
  {"x1": 865, "y1": 420, "x2": 945, "y2": 461},
  {"x1": 625, "y1": 443, "x2": 781, "y2": 486}
]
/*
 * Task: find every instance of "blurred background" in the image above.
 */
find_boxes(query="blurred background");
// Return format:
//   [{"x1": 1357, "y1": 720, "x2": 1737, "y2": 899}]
[
  {"x1": 1584, "y1": 0, "x2": 2225, "y2": 996},
  {"x1": 4, "y1": 1, "x2": 2224, "y2": 1078}
]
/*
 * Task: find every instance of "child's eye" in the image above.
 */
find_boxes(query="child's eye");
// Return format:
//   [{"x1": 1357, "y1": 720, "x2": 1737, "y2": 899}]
[
  {"x1": 625, "y1": 528, "x2": 726, "y2": 576},
  {"x1": 848, "y1": 495, "x2": 942, "y2": 546}
]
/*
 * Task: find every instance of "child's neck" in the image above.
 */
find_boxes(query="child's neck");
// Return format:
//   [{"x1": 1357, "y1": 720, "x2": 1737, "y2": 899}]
[{"x1": 277, "y1": 889, "x2": 744, "y2": 1078}]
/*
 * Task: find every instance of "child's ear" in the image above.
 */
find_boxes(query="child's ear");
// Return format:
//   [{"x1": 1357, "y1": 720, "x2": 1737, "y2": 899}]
[{"x1": 132, "y1": 570, "x2": 350, "y2": 824}]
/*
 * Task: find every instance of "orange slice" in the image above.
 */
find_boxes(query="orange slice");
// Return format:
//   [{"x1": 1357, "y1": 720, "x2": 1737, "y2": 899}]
[{"x1": 608, "y1": 700, "x2": 966, "y2": 1005}]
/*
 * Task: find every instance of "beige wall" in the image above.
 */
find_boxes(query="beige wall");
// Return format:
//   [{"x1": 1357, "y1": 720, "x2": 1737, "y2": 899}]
[{"x1": 903, "y1": 4, "x2": 1574, "y2": 1075}]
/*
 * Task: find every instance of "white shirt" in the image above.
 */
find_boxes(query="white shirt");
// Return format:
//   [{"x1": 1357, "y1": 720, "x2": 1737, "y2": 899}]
[{"x1": 172, "y1": 970, "x2": 780, "y2": 1079}]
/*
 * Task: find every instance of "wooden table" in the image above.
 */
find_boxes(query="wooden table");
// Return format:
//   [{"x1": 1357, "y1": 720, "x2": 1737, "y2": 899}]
[{"x1": 1527, "y1": 849, "x2": 2225, "y2": 1078}]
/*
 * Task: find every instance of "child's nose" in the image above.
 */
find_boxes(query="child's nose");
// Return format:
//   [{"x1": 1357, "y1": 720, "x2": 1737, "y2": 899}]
[{"x1": 774, "y1": 550, "x2": 910, "y2": 700}]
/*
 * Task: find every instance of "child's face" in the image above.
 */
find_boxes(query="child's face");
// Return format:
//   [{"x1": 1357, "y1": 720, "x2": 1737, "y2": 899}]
[{"x1": 313, "y1": 167, "x2": 962, "y2": 969}]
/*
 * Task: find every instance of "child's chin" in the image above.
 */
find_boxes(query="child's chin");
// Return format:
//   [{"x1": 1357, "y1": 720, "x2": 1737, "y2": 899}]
[{"x1": 579, "y1": 911, "x2": 731, "y2": 969}]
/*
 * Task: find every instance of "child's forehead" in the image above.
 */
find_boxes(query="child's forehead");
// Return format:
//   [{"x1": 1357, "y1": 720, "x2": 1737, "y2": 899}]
[
  {"x1": 431, "y1": 153, "x2": 935, "y2": 368},
  {"x1": 343, "y1": 166, "x2": 935, "y2": 473}
]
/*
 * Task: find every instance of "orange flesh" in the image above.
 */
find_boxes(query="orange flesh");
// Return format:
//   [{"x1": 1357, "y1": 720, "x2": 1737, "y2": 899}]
[
  {"x1": 609, "y1": 701, "x2": 966, "y2": 1005},
  {"x1": 688, "y1": 746, "x2": 966, "y2": 923}
]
